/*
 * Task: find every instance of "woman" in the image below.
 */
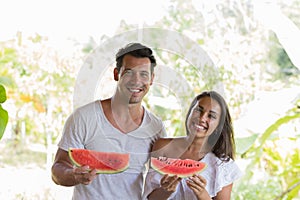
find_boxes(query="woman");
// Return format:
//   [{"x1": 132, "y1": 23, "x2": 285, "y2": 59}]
[{"x1": 143, "y1": 91, "x2": 242, "y2": 200}]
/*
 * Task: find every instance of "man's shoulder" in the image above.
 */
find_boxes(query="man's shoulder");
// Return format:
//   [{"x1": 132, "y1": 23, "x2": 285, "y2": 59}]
[
  {"x1": 72, "y1": 100, "x2": 102, "y2": 116},
  {"x1": 144, "y1": 107, "x2": 163, "y2": 122}
]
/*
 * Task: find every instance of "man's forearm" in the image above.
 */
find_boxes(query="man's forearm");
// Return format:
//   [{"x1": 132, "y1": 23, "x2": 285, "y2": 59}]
[{"x1": 52, "y1": 162, "x2": 77, "y2": 186}]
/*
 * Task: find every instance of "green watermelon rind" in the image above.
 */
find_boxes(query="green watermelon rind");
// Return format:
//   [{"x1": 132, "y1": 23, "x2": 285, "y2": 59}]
[
  {"x1": 68, "y1": 148, "x2": 130, "y2": 174},
  {"x1": 150, "y1": 157, "x2": 207, "y2": 178}
]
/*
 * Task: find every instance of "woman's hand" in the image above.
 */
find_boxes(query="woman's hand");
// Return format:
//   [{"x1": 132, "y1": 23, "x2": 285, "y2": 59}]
[
  {"x1": 160, "y1": 174, "x2": 182, "y2": 192},
  {"x1": 147, "y1": 174, "x2": 182, "y2": 200},
  {"x1": 186, "y1": 174, "x2": 211, "y2": 200}
]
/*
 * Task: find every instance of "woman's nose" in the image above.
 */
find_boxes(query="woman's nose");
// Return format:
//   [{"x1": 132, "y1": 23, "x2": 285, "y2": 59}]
[{"x1": 199, "y1": 112, "x2": 208, "y2": 122}]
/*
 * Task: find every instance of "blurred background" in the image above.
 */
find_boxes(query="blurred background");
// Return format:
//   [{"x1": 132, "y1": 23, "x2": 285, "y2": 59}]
[{"x1": 0, "y1": 0, "x2": 299, "y2": 199}]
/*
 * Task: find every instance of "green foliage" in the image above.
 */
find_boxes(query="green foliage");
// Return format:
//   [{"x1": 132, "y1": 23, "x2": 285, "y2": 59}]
[
  {"x1": 268, "y1": 33, "x2": 300, "y2": 77},
  {"x1": 0, "y1": 140, "x2": 46, "y2": 168},
  {"x1": 0, "y1": 84, "x2": 8, "y2": 140},
  {"x1": 0, "y1": 33, "x2": 79, "y2": 144},
  {"x1": 232, "y1": 177, "x2": 282, "y2": 199},
  {"x1": 235, "y1": 134, "x2": 258, "y2": 155},
  {"x1": 234, "y1": 105, "x2": 300, "y2": 199},
  {"x1": 243, "y1": 113, "x2": 300, "y2": 161}
]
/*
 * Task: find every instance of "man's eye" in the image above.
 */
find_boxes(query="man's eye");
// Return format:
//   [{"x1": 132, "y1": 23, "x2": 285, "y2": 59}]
[
  {"x1": 124, "y1": 70, "x2": 133, "y2": 75},
  {"x1": 140, "y1": 72, "x2": 149, "y2": 77}
]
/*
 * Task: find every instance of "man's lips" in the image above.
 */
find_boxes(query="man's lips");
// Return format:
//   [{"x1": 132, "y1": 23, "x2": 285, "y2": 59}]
[{"x1": 128, "y1": 87, "x2": 143, "y2": 93}]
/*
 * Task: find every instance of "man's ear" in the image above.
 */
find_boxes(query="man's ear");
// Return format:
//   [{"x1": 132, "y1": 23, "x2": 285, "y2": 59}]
[
  {"x1": 113, "y1": 68, "x2": 119, "y2": 81},
  {"x1": 150, "y1": 73, "x2": 155, "y2": 85}
]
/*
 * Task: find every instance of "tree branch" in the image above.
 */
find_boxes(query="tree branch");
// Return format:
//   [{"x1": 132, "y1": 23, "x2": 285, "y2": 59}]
[{"x1": 274, "y1": 181, "x2": 300, "y2": 200}]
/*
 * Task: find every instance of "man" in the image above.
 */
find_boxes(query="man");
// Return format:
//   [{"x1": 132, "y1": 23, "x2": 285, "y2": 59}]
[{"x1": 51, "y1": 43, "x2": 166, "y2": 199}]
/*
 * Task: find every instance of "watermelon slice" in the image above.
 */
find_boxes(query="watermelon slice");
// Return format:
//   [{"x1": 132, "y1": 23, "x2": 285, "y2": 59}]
[
  {"x1": 68, "y1": 148, "x2": 130, "y2": 174},
  {"x1": 150, "y1": 157, "x2": 207, "y2": 178}
]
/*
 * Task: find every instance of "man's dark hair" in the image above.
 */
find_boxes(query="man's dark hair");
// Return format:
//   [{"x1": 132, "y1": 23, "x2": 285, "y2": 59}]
[{"x1": 115, "y1": 43, "x2": 157, "y2": 74}]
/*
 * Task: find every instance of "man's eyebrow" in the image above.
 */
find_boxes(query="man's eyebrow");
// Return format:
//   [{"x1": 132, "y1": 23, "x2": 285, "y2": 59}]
[{"x1": 123, "y1": 68, "x2": 150, "y2": 72}]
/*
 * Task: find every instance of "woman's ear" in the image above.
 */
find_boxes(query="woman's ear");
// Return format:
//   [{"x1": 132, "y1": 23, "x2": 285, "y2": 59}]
[{"x1": 113, "y1": 68, "x2": 119, "y2": 81}]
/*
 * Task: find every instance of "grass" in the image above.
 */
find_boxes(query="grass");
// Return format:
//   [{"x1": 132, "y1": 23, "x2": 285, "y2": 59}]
[
  {"x1": 0, "y1": 139, "x2": 47, "y2": 168},
  {"x1": 0, "y1": 138, "x2": 73, "y2": 200}
]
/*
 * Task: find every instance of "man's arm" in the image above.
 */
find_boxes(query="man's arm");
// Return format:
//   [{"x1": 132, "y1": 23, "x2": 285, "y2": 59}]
[
  {"x1": 51, "y1": 148, "x2": 97, "y2": 186},
  {"x1": 51, "y1": 148, "x2": 78, "y2": 186}
]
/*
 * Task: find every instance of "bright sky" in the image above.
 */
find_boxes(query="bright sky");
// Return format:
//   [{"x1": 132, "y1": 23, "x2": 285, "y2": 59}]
[{"x1": 0, "y1": 0, "x2": 170, "y2": 42}]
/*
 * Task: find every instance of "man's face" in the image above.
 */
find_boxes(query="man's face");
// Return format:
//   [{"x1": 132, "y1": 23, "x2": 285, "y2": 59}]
[{"x1": 114, "y1": 54, "x2": 154, "y2": 104}]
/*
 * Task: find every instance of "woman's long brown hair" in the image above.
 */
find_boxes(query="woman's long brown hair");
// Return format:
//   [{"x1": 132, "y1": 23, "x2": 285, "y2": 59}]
[{"x1": 185, "y1": 91, "x2": 236, "y2": 161}]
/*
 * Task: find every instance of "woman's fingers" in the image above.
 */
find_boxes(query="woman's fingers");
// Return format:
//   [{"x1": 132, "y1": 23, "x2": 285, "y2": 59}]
[
  {"x1": 197, "y1": 175, "x2": 207, "y2": 186},
  {"x1": 186, "y1": 175, "x2": 206, "y2": 192},
  {"x1": 186, "y1": 175, "x2": 211, "y2": 199},
  {"x1": 160, "y1": 174, "x2": 182, "y2": 192}
]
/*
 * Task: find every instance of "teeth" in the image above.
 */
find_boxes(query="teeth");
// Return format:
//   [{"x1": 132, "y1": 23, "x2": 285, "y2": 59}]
[
  {"x1": 130, "y1": 89, "x2": 140, "y2": 92},
  {"x1": 195, "y1": 124, "x2": 206, "y2": 130}
]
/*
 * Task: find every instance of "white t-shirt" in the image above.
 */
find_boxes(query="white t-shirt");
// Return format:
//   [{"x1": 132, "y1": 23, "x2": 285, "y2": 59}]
[
  {"x1": 58, "y1": 100, "x2": 166, "y2": 200},
  {"x1": 143, "y1": 152, "x2": 243, "y2": 199}
]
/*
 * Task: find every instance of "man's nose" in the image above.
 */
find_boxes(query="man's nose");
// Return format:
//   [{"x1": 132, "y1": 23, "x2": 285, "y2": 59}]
[{"x1": 130, "y1": 72, "x2": 141, "y2": 82}]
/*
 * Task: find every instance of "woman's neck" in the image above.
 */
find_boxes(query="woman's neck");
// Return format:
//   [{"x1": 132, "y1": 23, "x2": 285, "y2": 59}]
[{"x1": 186, "y1": 136, "x2": 210, "y2": 155}]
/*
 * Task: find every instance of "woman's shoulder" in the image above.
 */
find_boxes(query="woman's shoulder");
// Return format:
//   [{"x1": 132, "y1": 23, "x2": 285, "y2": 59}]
[
  {"x1": 152, "y1": 137, "x2": 173, "y2": 150},
  {"x1": 204, "y1": 152, "x2": 241, "y2": 172},
  {"x1": 154, "y1": 137, "x2": 185, "y2": 147},
  {"x1": 152, "y1": 137, "x2": 185, "y2": 157}
]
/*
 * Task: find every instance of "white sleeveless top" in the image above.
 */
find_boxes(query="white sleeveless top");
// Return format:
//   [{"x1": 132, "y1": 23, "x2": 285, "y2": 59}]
[{"x1": 143, "y1": 152, "x2": 243, "y2": 199}]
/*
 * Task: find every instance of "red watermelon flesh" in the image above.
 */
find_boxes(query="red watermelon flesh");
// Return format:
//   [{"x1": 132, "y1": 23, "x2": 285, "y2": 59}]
[
  {"x1": 150, "y1": 157, "x2": 207, "y2": 178},
  {"x1": 68, "y1": 148, "x2": 129, "y2": 174}
]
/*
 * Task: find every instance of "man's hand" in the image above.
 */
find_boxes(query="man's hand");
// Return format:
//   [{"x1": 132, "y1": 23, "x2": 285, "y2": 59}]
[{"x1": 73, "y1": 165, "x2": 98, "y2": 185}]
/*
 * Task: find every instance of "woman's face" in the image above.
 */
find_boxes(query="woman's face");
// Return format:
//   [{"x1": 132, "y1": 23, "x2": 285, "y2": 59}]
[{"x1": 187, "y1": 96, "x2": 221, "y2": 138}]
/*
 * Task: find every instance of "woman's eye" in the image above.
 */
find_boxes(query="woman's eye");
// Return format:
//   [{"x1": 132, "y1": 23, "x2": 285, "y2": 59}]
[
  {"x1": 194, "y1": 107, "x2": 202, "y2": 113},
  {"x1": 209, "y1": 114, "x2": 217, "y2": 119}
]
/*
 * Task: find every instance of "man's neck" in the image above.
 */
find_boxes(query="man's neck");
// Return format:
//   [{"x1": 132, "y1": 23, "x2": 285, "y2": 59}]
[
  {"x1": 110, "y1": 96, "x2": 143, "y2": 116},
  {"x1": 104, "y1": 98, "x2": 144, "y2": 133}
]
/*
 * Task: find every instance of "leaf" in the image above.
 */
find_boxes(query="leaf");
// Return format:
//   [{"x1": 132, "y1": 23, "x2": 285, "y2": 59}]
[
  {"x1": 246, "y1": 113, "x2": 300, "y2": 157},
  {"x1": 235, "y1": 134, "x2": 258, "y2": 155},
  {"x1": 0, "y1": 84, "x2": 8, "y2": 140},
  {"x1": 0, "y1": 84, "x2": 7, "y2": 103},
  {"x1": 0, "y1": 104, "x2": 8, "y2": 140}
]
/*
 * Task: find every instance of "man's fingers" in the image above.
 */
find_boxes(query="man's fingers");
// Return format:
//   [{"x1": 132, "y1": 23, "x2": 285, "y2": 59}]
[{"x1": 72, "y1": 165, "x2": 98, "y2": 185}]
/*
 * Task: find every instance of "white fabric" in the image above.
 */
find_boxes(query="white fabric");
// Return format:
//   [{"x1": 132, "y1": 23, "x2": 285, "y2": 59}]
[
  {"x1": 143, "y1": 152, "x2": 243, "y2": 199},
  {"x1": 58, "y1": 100, "x2": 166, "y2": 200}
]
